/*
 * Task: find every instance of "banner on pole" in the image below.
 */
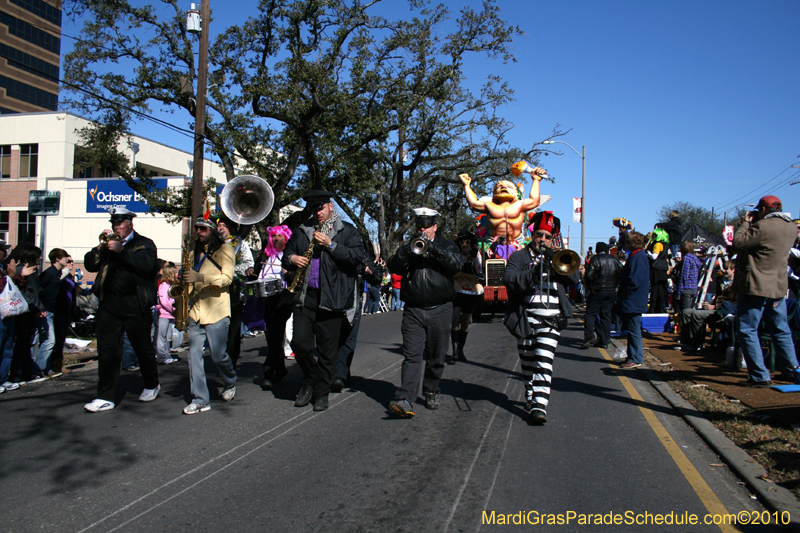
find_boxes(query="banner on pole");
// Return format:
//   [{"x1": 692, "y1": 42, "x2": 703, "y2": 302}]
[{"x1": 572, "y1": 197, "x2": 582, "y2": 223}]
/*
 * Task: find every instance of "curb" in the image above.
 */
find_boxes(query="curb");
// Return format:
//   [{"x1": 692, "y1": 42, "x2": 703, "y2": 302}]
[{"x1": 610, "y1": 338, "x2": 800, "y2": 532}]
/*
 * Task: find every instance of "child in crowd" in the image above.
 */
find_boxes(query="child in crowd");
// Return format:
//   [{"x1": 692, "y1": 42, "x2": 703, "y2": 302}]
[{"x1": 155, "y1": 264, "x2": 179, "y2": 365}]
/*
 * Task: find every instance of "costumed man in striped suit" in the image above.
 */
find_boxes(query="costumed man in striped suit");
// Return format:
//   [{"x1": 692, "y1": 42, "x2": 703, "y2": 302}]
[{"x1": 503, "y1": 211, "x2": 580, "y2": 425}]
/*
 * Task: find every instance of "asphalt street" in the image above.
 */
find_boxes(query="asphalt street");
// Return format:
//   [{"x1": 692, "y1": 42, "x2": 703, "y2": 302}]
[{"x1": 0, "y1": 311, "x2": 785, "y2": 532}]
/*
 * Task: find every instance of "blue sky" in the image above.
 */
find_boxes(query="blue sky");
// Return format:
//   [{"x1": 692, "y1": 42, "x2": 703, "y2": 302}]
[{"x1": 61, "y1": 0, "x2": 800, "y2": 252}]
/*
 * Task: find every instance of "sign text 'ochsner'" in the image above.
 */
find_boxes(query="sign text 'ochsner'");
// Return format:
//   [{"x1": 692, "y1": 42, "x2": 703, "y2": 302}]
[{"x1": 86, "y1": 179, "x2": 168, "y2": 213}]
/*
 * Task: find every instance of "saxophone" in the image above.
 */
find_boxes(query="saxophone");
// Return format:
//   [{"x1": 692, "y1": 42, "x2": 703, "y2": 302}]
[
  {"x1": 169, "y1": 235, "x2": 194, "y2": 331},
  {"x1": 288, "y1": 225, "x2": 321, "y2": 294}
]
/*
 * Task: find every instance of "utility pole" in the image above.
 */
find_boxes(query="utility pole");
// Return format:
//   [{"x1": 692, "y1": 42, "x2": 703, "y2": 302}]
[{"x1": 190, "y1": 0, "x2": 210, "y2": 223}]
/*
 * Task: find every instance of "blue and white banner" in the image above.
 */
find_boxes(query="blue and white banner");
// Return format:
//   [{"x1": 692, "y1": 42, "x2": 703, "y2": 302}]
[{"x1": 86, "y1": 179, "x2": 168, "y2": 213}]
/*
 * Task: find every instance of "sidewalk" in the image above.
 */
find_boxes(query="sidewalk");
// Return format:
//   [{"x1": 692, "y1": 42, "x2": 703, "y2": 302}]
[
  {"x1": 622, "y1": 330, "x2": 800, "y2": 531},
  {"x1": 642, "y1": 331, "x2": 800, "y2": 426}
]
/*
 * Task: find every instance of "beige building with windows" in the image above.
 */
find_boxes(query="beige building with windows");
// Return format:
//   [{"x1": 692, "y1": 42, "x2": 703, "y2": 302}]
[{"x1": 0, "y1": 111, "x2": 227, "y2": 267}]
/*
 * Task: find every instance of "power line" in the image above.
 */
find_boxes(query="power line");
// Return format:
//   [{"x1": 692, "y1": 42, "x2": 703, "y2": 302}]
[
  {"x1": 0, "y1": 51, "x2": 202, "y2": 142},
  {"x1": 715, "y1": 164, "x2": 797, "y2": 212}
]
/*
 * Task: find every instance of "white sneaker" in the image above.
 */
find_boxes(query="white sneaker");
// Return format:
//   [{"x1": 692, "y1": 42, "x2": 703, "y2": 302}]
[
  {"x1": 139, "y1": 384, "x2": 161, "y2": 402},
  {"x1": 1, "y1": 381, "x2": 20, "y2": 391},
  {"x1": 84, "y1": 399, "x2": 115, "y2": 412},
  {"x1": 0, "y1": 386, "x2": 5, "y2": 394},
  {"x1": 220, "y1": 386, "x2": 236, "y2": 402},
  {"x1": 183, "y1": 402, "x2": 211, "y2": 415}
]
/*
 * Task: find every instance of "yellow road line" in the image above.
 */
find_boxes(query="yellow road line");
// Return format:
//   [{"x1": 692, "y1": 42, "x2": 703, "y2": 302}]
[{"x1": 598, "y1": 347, "x2": 739, "y2": 533}]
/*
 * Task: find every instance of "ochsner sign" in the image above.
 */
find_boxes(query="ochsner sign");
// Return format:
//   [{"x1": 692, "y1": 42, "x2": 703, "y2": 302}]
[{"x1": 86, "y1": 179, "x2": 167, "y2": 213}]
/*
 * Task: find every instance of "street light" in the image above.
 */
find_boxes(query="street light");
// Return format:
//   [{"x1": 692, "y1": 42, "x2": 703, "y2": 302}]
[
  {"x1": 543, "y1": 140, "x2": 586, "y2": 257},
  {"x1": 723, "y1": 203, "x2": 755, "y2": 226}
]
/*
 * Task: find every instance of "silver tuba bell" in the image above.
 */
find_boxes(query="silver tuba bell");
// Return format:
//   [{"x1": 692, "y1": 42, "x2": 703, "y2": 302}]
[{"x1": 219, "y1": 174, "x2": 274, "y2": 225}]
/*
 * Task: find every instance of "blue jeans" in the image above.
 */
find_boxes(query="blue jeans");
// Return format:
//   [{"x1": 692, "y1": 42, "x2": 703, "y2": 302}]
[
  {"x1": 621, "y1": 312, "x2": 644, "y2": 364},
  {"x1": 122, "y1": 333, "x2": 139, "y2": 369},
  {"x1": 367, "y1": 286, "x2": 381, "y2": 313},
  {"x1": 0, "y1": 316, "x2": 14, "y2": 382},
  {"x1": 35, "y1": 311, "x2": 56, "y2": 373},
  {"x1": 737, "y1": 295, "x2": 799, "y2": 383},
  {"x1": 391, "y1": 288, "x2": 404, "y2": 311},
  {"x1": 187, "y1": 317, "x2": 236, "y2": 405}
]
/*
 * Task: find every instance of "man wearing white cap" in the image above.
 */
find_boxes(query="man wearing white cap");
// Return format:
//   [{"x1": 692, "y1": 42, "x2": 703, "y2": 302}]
[
  {"x1": 83, "y1": 207, "x2": 161, "y2": 412},
  {"x1": 387, "y1": 208, "x2": 463, "y2": 418}
]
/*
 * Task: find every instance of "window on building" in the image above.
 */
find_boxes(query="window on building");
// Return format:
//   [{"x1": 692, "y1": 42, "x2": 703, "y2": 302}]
[
  {"x1": 19, "y1": 144, "x2": 38, "y2": 178},
  {"x1": 0, "y1": 211, "x2": 9, "y2": 243},
  {"x1": 17, "y1": 211, "x2": 35, "y2": 245},
  {"x1": 0, "y1": 146, "x2": 10, "y2": 178}
]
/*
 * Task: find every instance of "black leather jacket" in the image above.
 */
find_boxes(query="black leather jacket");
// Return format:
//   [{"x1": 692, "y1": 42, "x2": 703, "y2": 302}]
[
  {"x1": 584, "y1": 252, "x2": 623, "y2": 292},
  {"x1": 283, "y1": 217, "x2": 365, "y2": 312},
  {"x1": 83, "y1": 231, "x2": 159, "y2": 314},
  {"x1": 387, "y1": 235, "x2": 463, "y2": 308}
]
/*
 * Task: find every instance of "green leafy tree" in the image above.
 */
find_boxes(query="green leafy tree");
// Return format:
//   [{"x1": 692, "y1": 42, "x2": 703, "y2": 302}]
[
  {"x1": 654, "y1": 201, "x2": 747, "y2": 238},
  {"x1": 63, "y1": 0, "x2": 544, "y2": 252}
]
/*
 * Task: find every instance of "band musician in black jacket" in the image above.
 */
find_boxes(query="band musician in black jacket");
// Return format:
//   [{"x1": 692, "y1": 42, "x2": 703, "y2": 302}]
[
  {"x1": 581, "y1": 241, "x2": 623, "y2": 349},
  {"x1": 387, "y1": 208, "x2": 463, "y2": 418},
  {"x1": 82, "y1": 207, "x2": 161, "y2": 412}
]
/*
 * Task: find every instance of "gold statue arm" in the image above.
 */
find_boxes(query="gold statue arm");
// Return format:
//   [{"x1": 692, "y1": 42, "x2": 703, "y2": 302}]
[
  {"x1": 520, "y1": 172, "x2": 542, "y2": 211},
  {"x1": 459, "y1": 173, "x2": 486, "y2": 211}
]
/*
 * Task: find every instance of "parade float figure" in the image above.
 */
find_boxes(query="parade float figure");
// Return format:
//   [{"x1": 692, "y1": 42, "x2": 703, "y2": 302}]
[{"x1": 459, "y1": 164, "x2": 546, "y2": 247}]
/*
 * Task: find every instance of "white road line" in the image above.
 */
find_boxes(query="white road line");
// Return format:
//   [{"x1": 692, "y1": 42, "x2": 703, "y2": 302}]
[
  {"x1": 443, "y1": 356, "x2": 519, "y2": 533},
  {"x1": 78, "y1": 359, "x2": 403, "y2": 533},
  {"x1": 477, "y1": 380, "x2": 522, "y2": 533}
]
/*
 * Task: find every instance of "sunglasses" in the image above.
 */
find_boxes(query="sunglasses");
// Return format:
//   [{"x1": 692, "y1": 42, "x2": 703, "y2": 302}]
[
  {"x1": 534, "y1": 231, "x2": 553, "y2": 239},
  {"x1": 416, "y1": 223, "x2": 435, "y2": 230}
]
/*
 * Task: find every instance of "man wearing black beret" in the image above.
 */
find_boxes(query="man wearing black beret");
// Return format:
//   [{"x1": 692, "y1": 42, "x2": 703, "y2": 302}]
[{"x1": 283, "y1": 190, "x2": 365, "y2": 412}]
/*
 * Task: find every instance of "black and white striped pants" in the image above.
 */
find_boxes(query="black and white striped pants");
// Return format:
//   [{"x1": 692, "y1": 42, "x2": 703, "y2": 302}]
[{"x1": 517, "y1": 322, "x2": 560, "y2": 414}]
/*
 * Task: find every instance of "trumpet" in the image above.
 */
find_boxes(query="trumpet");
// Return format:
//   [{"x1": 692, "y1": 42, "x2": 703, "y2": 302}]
[
  {"x1": 409, "y1": 234, "x2": 430, "y2": 255},
  {"x1": 98, "y1": 231, "x2": 121, "y2": 247}
]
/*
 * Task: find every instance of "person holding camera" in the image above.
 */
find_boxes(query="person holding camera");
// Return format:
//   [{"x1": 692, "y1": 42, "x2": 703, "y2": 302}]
[
  {"x1": 734, "y1": 195, "x2": 800, "y2": 387},
  {"x1": 387, "y1": 208, "x2": 463, "y2": 418}
]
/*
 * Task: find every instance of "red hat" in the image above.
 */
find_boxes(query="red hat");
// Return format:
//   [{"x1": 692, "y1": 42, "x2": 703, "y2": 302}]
[
  {"x1": 528, "y1": 211, "x2": 558, "y2": 235},
  {"x1": 757, "y1": 195, "x2": 782, "y2": 209}
]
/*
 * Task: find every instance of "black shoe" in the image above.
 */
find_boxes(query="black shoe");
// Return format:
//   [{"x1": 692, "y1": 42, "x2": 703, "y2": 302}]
[
  {"x1": 313, "y1": 395, "x2": 329, "y2": 411},
  {"x1": 294, "y1": 385, "x2": 313, "y2": 407},
  {"x1": 528, "y1": 410, "x2": 547, "y2": 425},
  {"x1": 580, "y1": 336, "x2": 597, "y2": 350},
  {"x1": 424, "y1": 391, "x2": 439, "y2": 410},
  {"x1": 261, "y1": 378, "x2": 274, "y2": 391},
  {"x1": 597, "y1": 344, "x2": 608, "y2": 349},
  {"x1": 457, "y1": 331, "x2": 468, "y2": 361},
  {"x1": 331, "y1": 378, "x2": 346, "y2": 393},
  {"x1": 745, "y1": 379, "x2": 773, "y2": 388}
]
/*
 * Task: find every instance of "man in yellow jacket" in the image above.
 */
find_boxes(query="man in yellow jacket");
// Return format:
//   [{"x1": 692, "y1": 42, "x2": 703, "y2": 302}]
[{"x1": 180, "y1": 217, "x2": 237, "y2": 414}]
